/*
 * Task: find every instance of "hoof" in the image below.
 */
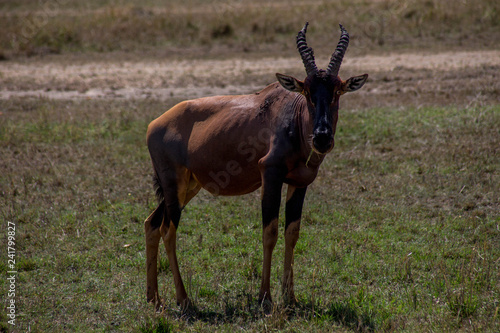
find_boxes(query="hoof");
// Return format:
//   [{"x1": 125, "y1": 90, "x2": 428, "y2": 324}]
[
  {"x1": 147, "y1": 296, "x2": 163, "y2": 313},
  {"x1": 259, "y1": 298, "x2": 274, "y2": 316},
  {"x1": 283, "y1": 293, "x2": 297, "y2": 307},
  {"x1": 179, "y1": 298, "x2": 196, "y2": 318}
]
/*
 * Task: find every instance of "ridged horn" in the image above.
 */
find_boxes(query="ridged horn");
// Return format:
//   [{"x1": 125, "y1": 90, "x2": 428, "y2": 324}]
[
  {"x1": 326, "y1": 24, "x2": 349, "y2": 76},
  {"x1": 296, "y1": 22, "x2": 318, "y2": 76}
]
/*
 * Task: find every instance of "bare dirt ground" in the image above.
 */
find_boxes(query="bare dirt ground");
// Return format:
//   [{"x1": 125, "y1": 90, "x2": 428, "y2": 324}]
[{"x1": 1, "y1": 50, "x2": 499, "y2": 109}]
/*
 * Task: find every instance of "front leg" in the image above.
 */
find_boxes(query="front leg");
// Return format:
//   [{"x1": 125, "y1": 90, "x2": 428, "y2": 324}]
[
  {"x1": 258, "y1": 166, "x2": 285, "y2": 307},
  {"x1": 283, "y1": 185, "x2": 307, "y2": 305}
]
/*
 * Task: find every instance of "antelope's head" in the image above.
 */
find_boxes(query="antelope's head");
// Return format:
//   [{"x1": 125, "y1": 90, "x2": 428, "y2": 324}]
[{"x1": 277, "y1": 22, "x2": 368, "y2": 154}]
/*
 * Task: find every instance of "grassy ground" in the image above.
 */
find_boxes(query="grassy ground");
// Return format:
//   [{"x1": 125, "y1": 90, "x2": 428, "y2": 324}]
[
  {"x1": 0, "y1": 97, "x2": 498, "y2": 332},
  {"x1": 1, "y1": 0, "x2": 499, "y2": 58},
  {"x1": 1, "y1": 0, "x2": 499, "y2": 332}
]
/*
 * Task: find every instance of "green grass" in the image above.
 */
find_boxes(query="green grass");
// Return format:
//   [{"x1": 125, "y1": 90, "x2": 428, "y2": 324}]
[{"x1": 0, "y1": 97, "x2": 498, "y2": 332}]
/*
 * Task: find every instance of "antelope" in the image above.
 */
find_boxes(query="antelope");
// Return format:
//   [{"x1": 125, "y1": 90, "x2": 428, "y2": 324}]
[{"x1": 144, "y1": 22, "x2": 368, "y2": 312}]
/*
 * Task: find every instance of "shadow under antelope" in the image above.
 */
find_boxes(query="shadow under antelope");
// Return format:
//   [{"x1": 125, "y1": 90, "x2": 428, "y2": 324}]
[{"x1": 144, "y1": 22, "x2": 368, "y2": 312}]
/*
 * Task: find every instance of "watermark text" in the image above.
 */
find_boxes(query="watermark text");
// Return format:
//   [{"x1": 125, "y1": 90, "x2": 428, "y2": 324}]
[{"x1": 6, "y1": 221, "x2": 17, "y2": 326}]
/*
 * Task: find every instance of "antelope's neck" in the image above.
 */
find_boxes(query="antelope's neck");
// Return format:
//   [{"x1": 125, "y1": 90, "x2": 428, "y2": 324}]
[{"x1": 294, "y1": 95, "x2": 324, "y2": 168}]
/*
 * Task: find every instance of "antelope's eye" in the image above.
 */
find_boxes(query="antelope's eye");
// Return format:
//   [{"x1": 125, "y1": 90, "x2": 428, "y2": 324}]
[{"x1": 336, "y1": 90, "x2": 342, "y2": 95}]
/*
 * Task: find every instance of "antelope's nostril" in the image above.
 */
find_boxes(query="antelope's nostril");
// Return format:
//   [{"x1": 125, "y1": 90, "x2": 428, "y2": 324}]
[{"x1": 312, "y1": 134, "x2": 334, "y2": 154}]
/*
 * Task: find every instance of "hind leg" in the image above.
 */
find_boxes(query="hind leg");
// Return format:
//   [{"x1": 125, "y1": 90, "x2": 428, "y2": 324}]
[
  {"x1": 145, "y1": 202, "x2": 164, "y2": 308},
  {"x1": 158, "y1": 167, "x2": 200, "y2": 311},
  {"x1": 160, "y1": 217, "x2": 189, "y2": 310}
]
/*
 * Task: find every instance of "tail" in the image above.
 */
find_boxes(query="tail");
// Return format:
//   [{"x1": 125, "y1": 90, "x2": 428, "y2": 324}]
[
  {"x1": 150, "y1": 173, "x2": 165, "y2": 229},
  {"x1": 153, "y1": 173, "x2": 164, "y2": 204}
]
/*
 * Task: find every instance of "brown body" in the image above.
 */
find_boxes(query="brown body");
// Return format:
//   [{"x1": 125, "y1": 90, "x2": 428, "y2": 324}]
[
  {"x1": 144, "y1": 23, "x2": 368, "y2": 311},
  {"x1": 148, "y1": 82, "x2": 322, "y2": 198}
]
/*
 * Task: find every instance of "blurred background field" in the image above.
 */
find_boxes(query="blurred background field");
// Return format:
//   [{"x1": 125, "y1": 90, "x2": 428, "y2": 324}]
[
  {"x1": 0, "y1": 0, "x2": 499, "y2": 332},
  {"x1": 1, "y1": 0, "x2": 499, "y2": 58}
]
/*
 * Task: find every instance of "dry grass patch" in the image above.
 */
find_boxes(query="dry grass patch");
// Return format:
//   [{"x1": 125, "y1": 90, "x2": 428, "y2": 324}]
[{"x1": 1, "y1": 0, "x2": 499, "y2": 58}]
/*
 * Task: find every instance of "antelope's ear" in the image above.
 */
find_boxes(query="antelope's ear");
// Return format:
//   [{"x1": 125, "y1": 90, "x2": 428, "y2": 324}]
[
  {"x1": 343, "y1": 74, "x2": 369, "y2": 93},
  {"x1": 276, "y1": 73, "x2": 304, "y2": 93}
]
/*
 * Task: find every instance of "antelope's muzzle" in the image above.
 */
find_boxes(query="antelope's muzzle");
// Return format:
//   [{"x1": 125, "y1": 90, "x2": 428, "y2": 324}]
[{"x1": 312, "y1": 129, "x2": 334, "y2": 154}]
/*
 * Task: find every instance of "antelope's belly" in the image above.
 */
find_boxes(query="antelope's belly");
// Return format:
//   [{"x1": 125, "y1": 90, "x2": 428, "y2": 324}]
[{"x1": 192, "y1": 161, "x2": 262, "y2": 196}]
